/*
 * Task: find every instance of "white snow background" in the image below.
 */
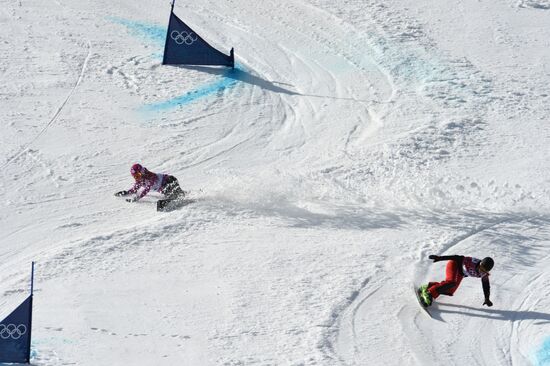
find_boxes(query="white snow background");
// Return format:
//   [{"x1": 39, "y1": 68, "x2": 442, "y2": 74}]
[{"x1": 1, "y1": 0, "x2": 550, "y2": 365}]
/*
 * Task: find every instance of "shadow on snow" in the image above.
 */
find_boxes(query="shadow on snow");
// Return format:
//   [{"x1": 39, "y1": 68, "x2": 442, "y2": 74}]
[
  {"x1": 177, "y1": 65, "x2": 375, "y2": 102},
  {"x1": 436, "y1": 303, "x2": 550, "y2": 324}
]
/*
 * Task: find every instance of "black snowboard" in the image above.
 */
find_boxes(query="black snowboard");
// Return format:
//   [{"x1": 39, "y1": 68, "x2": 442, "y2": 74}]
[{"x1": 157, "y1": 198, "x2": 195, "y2": 212}]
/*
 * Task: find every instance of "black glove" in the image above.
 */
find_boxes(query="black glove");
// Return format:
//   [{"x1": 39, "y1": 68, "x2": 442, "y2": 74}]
[
  {"x1": 115, "y1": 190, "x2": 129, "y2": 197},
  {"x1": 483, "y1": 299, "x2": 493, "y2": 307},
  {"x1": 126, "y1": 197, "x2": 138, "y2": 203},
  {"x1": 428, "y1": 255, "x2": 439, "y2": 262}
]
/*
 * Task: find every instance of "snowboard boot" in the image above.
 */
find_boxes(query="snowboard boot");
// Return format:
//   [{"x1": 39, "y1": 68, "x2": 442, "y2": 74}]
[{"x1": 419, "y1": 284, "x2": 433, "y2": 307}]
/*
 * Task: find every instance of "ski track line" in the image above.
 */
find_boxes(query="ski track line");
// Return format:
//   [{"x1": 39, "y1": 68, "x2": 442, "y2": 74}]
[
  {"x1": 406, "y1": 305, "x2": 440, "y2": 366},
  {"x1": 34, "y1": 211, "x2": 193, "y2": 281},
  {"x1": 175, "y1": 78, "x2": 280, "y2": 169},
  {"x1": 287, "y1": 1, "x2": 396, "y2": 106},
  {"x1": 308, "y1": 0, "x2": 493, "y2": 164},
  {"x1": 515, "y1": 233, "x2": 550, "y2": 364},
  {"x1": 180, "y1": 136, "x2": 254, "y2": 170},
  {"x1": 299, "y1": 0, "x2": 398, "y2": 105},
  {"x1": 232, "y1": 0, "x2": 393, "y2": 160},
  {"x1": 2, "y1": 40, "x2": 92, "y2": 169},
  {"x1": 319, "y1": 278, "x2": 370, "y2": 365},
  {"x1": 511, "y1": 264, "x2": 548, "y2": 365},
  {"x1": 422, "y1": 213, "x2": 540, "y2": 260},
  {"x1": 347, "y1": 285, "x2": 382, "y2": 362},
  {"x1": 246, "y1": 31, "x2": 322, "y2": 155},
  {"x1": 320, "y1": 278, "x2": 382, "y2": 366}
]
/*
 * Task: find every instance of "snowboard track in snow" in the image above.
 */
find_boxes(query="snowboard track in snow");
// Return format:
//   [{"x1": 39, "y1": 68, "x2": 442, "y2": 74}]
[{"x1": 2, "y1": 41, "x2": 92, "y2": 169}]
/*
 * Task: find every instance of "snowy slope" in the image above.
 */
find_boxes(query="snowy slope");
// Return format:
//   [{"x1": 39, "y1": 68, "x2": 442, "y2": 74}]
[{"x1": 1, "y1": 0, "x2": 549, "y2": 365}]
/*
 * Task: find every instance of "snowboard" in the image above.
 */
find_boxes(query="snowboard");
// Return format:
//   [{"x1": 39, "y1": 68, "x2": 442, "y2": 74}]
[
  {"x1": 413, "y1": 284, "x2": 432, "y2": 318},
  {"x1": 157, "y1": 197, "x2": 195, "y2": 212}
]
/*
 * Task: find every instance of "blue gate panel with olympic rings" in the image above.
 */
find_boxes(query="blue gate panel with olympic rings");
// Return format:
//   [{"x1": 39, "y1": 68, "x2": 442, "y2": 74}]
[
  {"x1": 163, "y1": 11, "x2": 234, "y2": 67},
  {"x1": 0, "y1": 295, "x2": 32, "y2": 363}
]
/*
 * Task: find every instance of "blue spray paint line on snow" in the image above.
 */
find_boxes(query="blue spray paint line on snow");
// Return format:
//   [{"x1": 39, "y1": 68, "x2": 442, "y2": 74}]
[
  {"x1": 107, "y1": 17, "x2": 166, "y2": 46},
  {"x1": 142, "y1": 66, "x2": 244, "y2": 111},
  {"x1": 535, "y1": 337, "x2": 550, "y2": 366}
]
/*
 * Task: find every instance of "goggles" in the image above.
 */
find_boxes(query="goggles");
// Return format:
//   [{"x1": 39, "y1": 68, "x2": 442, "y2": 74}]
[{"x1": 131, "y1": 168, "x2": 143, "y2": 179}]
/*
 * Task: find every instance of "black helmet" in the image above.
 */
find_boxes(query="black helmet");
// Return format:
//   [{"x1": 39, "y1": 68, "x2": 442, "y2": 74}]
[{"x1": 480, "y1": 257, "x2": 494, "y2": 272}]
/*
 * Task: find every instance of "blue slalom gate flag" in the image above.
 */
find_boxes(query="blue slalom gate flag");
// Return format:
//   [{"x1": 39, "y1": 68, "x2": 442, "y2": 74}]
[
  {"x1": 0, "y1": 263, "x2": 34, "y2": 364},
  {"x1": 162, "y1": 2, "x2": 234, "y2": 67}
]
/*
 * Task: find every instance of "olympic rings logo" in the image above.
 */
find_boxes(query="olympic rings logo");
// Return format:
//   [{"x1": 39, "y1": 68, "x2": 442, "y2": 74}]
[
  {"x1": 0, "y1": 323, "x2": 27, "y2": 339},
  {"x1": 170, "y1": 30, "x2": 198, "y2": 45}
]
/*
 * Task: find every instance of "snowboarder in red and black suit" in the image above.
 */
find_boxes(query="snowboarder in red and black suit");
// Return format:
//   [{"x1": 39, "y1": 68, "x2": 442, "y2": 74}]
[
  {"x1": 115, "y1": 163, "x2": 186, "y2": 202},
  {"x1": 419, "y1": 255, "x2": 494, "y2": 307}
]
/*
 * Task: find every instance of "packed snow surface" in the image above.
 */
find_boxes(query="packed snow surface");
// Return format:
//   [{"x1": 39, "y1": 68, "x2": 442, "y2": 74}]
[{"x1": 1, "y1": 0, "x2": 550, "y2": 365}]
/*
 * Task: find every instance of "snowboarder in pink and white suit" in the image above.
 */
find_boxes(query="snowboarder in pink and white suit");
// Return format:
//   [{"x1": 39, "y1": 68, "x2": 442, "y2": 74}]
[{"x1": 115, "y1": 163, "x2": 186, "y2": 202}]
